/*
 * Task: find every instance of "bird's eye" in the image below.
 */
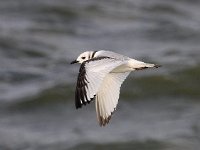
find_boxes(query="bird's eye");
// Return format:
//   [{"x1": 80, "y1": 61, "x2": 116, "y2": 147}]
[{"x1": 81, "y1": 57, "x2": 86, "y2": 59}]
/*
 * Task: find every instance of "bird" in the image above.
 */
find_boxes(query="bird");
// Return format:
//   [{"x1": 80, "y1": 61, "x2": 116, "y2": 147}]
[{"x1": 71, "y1": 50, "x2": 160, "y2": 126}]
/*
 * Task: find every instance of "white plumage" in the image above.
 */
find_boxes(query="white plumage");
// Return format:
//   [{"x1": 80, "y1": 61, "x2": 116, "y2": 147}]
[{"x1": 71, "y1": 50, "x2": 160, "y2": 126}]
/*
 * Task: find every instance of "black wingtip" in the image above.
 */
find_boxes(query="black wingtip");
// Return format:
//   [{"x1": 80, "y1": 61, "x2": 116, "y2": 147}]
[
  {"x1": 76, "y1": 105, "x2": 82, "y2": 109},
  {"x1": 75, "y1": 102, "x2": 82, "y2": 109}
]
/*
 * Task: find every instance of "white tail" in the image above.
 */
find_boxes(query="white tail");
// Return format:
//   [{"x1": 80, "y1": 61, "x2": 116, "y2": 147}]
[{"x1": 128, "y1": 59, "x2": 161, "y2": 70}]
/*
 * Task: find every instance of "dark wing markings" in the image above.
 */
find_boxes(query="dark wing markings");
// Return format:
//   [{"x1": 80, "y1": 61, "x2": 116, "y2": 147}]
[{"x1": 75, "y1": 56, "x2": 113, "y2": 109}]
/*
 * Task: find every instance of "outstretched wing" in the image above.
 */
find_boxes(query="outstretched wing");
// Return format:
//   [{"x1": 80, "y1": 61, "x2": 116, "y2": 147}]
[
  {"x1": 95, "y1": 72, "x2": 130, "y2": 126},
  {"x1": 75, "y1": 57, "x2": 125, "y2": 109}
]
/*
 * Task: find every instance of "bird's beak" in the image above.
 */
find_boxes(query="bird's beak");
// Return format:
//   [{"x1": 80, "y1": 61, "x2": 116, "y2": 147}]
[{"x1": 70, "y1": 60, "x2": 79, "y2": 64}]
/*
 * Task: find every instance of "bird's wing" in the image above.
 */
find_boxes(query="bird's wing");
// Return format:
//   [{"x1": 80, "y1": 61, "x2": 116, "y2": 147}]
[
  {"x1": 96, "y1": 50, "x2": 129, "y2": 60},
  {"x1": 75, "y1": 57, "x2": 125, "y2": 109},
  {"x1": 95, "y1": 72, "x2": 130, "y2": 126}
]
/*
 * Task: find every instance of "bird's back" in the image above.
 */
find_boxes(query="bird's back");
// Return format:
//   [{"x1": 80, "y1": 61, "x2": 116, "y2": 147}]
[{"x1": 96, "y1": 50, "x2": 130, "y2": 60}]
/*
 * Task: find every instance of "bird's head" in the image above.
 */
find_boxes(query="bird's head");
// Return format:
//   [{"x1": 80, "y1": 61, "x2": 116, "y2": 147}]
[{"x1": 71, "y1": 51, "x2": 96, "y2": 64}]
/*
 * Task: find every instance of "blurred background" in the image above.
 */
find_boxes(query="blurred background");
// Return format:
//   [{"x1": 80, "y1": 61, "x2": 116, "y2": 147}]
[{"x1": 0, "y1": 0, "x2": 200, "y2": 149}]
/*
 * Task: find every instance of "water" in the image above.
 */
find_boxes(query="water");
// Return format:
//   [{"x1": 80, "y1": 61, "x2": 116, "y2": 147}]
[{"x1": 0, "y1": 0, "x2": 200, "y2": 149}]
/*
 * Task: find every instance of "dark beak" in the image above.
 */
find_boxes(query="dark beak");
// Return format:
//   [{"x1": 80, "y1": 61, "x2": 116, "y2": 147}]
[{"x1": 70, "y1": 60, "x2": 78, "y2": 64}]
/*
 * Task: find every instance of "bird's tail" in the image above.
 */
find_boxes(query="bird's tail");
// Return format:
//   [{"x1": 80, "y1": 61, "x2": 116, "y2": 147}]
[{"x1": 129, "y1": 59, "x2": 161, "y2": 70}]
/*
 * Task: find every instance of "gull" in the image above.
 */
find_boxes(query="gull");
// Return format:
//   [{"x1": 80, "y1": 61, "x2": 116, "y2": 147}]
[{"x1": 71, "y1": 50, "x2": 160, "y2": 126}]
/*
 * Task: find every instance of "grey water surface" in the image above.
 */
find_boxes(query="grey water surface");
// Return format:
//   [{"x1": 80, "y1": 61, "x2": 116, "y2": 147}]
[{"x1": 0, "y1": 0, "x2": 200, "y2": 150}]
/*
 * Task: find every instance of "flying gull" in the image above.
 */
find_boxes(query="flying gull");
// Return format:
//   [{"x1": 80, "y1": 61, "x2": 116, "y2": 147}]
[{"x1": 71, "y1": 50, "x2": 160, "y2": 126}]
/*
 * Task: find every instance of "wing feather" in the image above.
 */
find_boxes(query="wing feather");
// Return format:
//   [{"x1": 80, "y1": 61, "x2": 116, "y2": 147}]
[
  {"x1": 95, "y1": 72, "x2": 130, "y2": 126},
  {"x1": 75, "y1": 57, "x2": 125, "y2": 109}
]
